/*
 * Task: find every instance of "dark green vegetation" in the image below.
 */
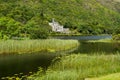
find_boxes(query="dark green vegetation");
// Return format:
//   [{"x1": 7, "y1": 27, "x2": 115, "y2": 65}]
[
  {"x1": 0, "y1": 0, "x2": 120, "y2": 39},
  {"x1": 112, "y1": 34, "x2": 120, "y2": 40}
]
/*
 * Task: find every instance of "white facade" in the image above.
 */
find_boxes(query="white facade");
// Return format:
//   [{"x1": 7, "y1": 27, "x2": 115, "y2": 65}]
[{"x1": 49, "y1": 19, "x2": 70, "y2": 33}]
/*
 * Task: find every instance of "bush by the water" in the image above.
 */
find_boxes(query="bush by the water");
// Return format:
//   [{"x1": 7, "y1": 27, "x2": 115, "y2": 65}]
[
  {"x1": 112, "y1": 34, "x2": 120, "y2": 40},
  {"x1": 29, "y1": 28, "x2": 49, "y2": 39}
]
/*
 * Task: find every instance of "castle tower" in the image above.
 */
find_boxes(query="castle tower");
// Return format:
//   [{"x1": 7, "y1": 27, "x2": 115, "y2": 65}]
[{"x1": 52, "y1": 18, "x2": 55, "y2": 23}]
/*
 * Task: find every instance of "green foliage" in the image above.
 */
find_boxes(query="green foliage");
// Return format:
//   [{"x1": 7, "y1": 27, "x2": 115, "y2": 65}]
[
  {"x1": 23, "y1": 16, "x2": 51, "y2": 39},
  {"x1": 0, "y1": 0, "x2": 120, "y2": 38},
  {"x1": 112, "y1": 34, "x2": 120, "y2": 40},
  {"x1": 29, "y1": 27, "x2": 49, "y2": 39},
  {"x1": 0, "y1": 17, "x2": 22, "y2": 39}
]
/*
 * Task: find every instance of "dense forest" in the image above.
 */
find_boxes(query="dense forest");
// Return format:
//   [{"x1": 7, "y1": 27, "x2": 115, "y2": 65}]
[{"x1": 0, "y1": 0, "x2": 120, "y2": 39}]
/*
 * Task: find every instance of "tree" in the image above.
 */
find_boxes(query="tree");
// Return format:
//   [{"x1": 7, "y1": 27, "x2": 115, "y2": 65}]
[
  {"x1": 0, "y1": 17, "x2": 22, "y2": 39},
  {"x1": 29, "y1": 27, "x2": 49, "y2": 39}
]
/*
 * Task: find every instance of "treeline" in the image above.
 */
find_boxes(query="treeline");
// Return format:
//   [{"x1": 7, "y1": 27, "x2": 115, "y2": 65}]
[{"x1": 0, "y1": 0, "x2": 120, "y2": 39}]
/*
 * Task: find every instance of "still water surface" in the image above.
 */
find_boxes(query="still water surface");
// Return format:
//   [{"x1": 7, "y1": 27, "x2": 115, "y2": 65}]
[
  {"x1": 54, "y1": 35, "x2": 112, "y2": 40},
  {"x1": 0, "y1": 35, "x2": 120, "y2": 79},
  {"x1": 0, "y1": 53, "x2": 58, "y2": 79},
  {"x1": 74, "y1": 41, "x2": 120, "y2": 54}
]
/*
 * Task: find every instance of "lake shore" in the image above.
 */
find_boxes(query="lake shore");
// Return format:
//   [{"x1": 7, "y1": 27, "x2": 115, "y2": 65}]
[
  {"x1": 1, "y1": 38, "x2": 120, "y2": 80},
  {"x1": 29, "y1": 53, "x2": 120, "y2": 80},
  {"x1": 0, "y1": 39, "x2": 79, "y2": 54}
]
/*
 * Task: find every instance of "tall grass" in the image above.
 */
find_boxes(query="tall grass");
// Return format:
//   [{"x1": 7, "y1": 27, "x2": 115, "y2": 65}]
[
  {"x1": 0, "y1": 39, "x2": 79, "y2": 54},
  {"x1": 87, "y1": 73, "x2": 120, "y2": 80},
  {"x1": 31, "y1": 54, "x2": 120, "y2": 80}
]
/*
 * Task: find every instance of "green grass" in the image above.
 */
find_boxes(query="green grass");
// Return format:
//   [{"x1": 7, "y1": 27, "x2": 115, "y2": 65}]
[
  {"x1": 30, "y1": 54, "x2": 120, "y2": 80},
  {"x1": 0, "y1": 39, "x2": 79, "y2": 54},
  {"x1": 87, "y1": 39, "x2": 113, "y2": 43},
  {"x1": 87, "y1": 73, "x2": 120, "y2": 80}
]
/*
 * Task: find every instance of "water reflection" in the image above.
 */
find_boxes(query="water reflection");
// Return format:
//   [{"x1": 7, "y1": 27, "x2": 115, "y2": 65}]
[
  {"x1": 0, "y1": 35, "x2": 118, "y2": 79},
  {"x1": 74, "y1": 41, "x2": 120, "y2": 54},
  {"x1": 54, "y1": 35, "x2": 112, "y2": 40},
  {"x1": 0, "y1": 53, "x2": 58, "y2": 78}
]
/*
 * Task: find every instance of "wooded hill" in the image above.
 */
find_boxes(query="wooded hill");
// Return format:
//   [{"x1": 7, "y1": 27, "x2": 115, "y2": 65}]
[{"x1": 0, "y1": 0, "x2": 120, "y2": 39}]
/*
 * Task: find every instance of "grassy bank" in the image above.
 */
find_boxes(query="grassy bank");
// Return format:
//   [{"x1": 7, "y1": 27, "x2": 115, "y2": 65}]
[
  {"x1": 30, "y1": 54, "x2": 120, "y2": 80},
  {"x1": 86, "y1": 39, "x2": 113, "y2": 43},
  {"x1": 87, "y1": 73, "x2": 120, "y2": 80},
  {"x1": 0, "y1": 39, "x2": 79, "y2": 54}
]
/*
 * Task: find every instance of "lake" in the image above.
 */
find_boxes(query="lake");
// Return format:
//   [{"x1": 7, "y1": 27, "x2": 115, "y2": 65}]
[
  {"x1": 0, "y1": 53, "x2": 59, "y2": 79},
  {"x1": 74, "y1": 41, "x2": 120, "y2": 54},
  {"x1": 1, "y1": 35, "x2": 120, "y2": 79},
  {"x1": 53, "y1": 35, "x2": 112, "y2": 40},
  {"x1": 54, "y1": 35, "x2": 119, "y2": 54}
]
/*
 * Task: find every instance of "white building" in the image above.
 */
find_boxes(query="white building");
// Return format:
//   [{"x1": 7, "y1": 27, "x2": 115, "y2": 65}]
[{"x1": 49, "y1": 19, "x2": 70, "y2": 33}]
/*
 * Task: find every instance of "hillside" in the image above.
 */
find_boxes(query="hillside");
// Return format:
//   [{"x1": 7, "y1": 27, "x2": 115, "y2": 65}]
[
  {"x1": 97, "y1": 0, "x2": 120, "y2": 13},
  {"x1": 0, "y1": 0, "x2": 120, "y2": 39}
]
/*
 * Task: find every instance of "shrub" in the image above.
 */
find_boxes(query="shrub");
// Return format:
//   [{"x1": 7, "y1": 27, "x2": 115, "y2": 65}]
[
  {"x1": 112, "y1": 34, "x2": 120, "y2": 40},
  {"x1": 29, "y1": 27, "x2": 49, "y2": 39}
]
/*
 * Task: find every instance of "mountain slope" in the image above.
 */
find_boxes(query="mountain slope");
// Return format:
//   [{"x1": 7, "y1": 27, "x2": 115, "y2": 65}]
[
  {"x1": 96, "y1": 0, "x2": 120, "y2": 13},
  {"x1": 0, "y1": 0, "x2": 120, "y2": 38}
]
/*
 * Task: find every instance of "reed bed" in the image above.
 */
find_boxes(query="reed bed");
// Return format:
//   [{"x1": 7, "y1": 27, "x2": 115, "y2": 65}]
[
  {"x1": 31, "y1": 54, "x2": 120, "y2": 80},
  {"x1": 0, "y1": 39, "x2": 79, "y2": 54},
  {"x1": 87, "y1": 73, "x2": 120, "y2": 80}
]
